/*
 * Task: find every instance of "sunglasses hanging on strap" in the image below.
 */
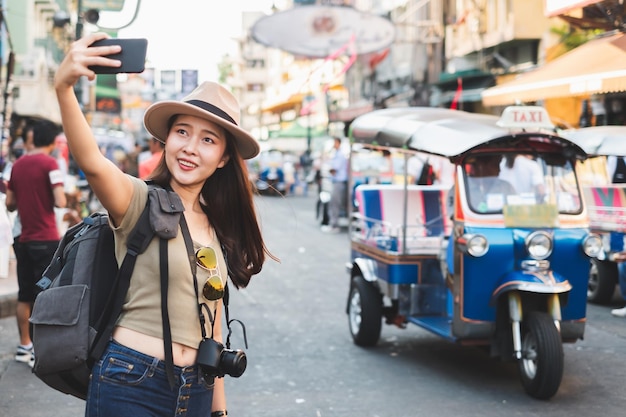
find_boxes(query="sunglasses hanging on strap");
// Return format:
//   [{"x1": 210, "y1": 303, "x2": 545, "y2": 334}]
[{"x1": 178, "y1": 215, "x2": 248, "y2": 356}]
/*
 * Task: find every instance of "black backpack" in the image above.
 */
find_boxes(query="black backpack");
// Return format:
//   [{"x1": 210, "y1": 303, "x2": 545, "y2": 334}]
[
  {"x1": 416, "y1": 158, "x2": 436, "y2": 185},
  {"x1": 29, "y1": 185, "x2": 183, "y2": 400}
]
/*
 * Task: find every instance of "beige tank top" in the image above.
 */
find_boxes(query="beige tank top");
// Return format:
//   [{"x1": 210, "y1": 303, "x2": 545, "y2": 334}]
[{"x1": 112, "y1": 176, "x2": 227, "y2": 348}]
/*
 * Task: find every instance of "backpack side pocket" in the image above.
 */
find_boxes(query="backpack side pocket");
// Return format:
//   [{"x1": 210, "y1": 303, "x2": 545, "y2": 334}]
[{"x1": 30, "y1": 285, "x2": 90, "y2": 375}]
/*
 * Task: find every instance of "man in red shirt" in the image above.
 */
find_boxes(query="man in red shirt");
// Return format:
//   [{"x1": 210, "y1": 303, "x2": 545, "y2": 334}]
[
  {"x1": 138, "y1": 137, "x2": 164, "y2": 179},
  {"x1": 6, "y1": 119, "x2": 67, "y2": 367}
]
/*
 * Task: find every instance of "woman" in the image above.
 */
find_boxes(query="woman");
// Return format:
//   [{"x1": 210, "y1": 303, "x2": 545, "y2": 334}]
[{"x1": 55, "y1": 32, "x2": 274, "y2": 416}]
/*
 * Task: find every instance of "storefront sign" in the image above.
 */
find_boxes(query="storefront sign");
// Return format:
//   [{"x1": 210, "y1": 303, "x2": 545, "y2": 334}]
[{"x1": 251, "y1": 5, "x2": 394, "y2": 58}]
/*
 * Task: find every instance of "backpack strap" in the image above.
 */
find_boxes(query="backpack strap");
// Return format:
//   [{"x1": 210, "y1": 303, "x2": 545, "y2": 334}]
[
  {"x1": 89, "y1": 184, "x2": 184, "y2": 367},
  {"x1": 146, "y1": 182, "x2": 185, "y2": 389},
  {"x1": 160, "y1": 236, "x2": 176, "y2": 389},
  {"x1": 89, "y1": 203, "x2": 154, "y2": 364}
]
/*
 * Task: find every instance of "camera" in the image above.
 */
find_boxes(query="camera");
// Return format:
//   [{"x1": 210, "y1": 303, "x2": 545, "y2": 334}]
[{"x1": 197, "y1": 338, "x2": 247, "y2": 378}]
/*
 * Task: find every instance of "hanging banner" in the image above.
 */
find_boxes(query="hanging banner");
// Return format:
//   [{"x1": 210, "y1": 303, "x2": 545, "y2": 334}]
[
  {"x1": 160, "y1": 70, "x2": 177, "y2": 93},
  {"x1": 181, "y1": 70, "x2": 198, "y2": 95}
]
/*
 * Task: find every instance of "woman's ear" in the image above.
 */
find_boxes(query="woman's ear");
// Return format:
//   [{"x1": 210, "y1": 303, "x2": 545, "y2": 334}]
[{"x1": 218, "y1": 154, "x2": 230, "y2": 168}]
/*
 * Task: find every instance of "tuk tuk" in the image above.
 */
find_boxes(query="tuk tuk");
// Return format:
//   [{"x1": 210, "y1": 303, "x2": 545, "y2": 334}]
[
  {"x1": 561, "y1": 126, "x2": 626, "y2": 304},
  {"x1": 345, "y1": 106, "x2": 603, "y2": 400}
]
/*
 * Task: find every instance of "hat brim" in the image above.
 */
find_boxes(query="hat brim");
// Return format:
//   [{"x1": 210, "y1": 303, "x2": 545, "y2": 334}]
[{"x1": 143, "y1": 101, "x2": 260, "y2": 160}]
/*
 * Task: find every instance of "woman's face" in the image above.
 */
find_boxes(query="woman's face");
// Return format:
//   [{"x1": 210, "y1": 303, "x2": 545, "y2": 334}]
[{"x1": 164, "y1": 114, "x2": 230, "y2": 187}]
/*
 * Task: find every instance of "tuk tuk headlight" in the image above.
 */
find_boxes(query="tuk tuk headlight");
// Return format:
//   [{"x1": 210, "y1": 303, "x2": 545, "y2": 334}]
[
  {"x1": 526, "y1": 231, "x2": 553, "y2": 260},
  {"x1": 458, "y1": 234, "x2": 489, "y2": 257},
  {"x1": 583, "y1": 233, "x2": 603, "y2": 258}
]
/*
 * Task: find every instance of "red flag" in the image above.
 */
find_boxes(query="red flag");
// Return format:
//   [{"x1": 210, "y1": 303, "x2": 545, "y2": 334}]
[
  {"x1": 299, "y1": 35, "x2": 357, "y2": 117},
  {"x1": 450, "y1": 77, "x2": 463, "y2": 110},
  {"x1": 368, "y1": 48, "x2": 390, "y2": 70}
]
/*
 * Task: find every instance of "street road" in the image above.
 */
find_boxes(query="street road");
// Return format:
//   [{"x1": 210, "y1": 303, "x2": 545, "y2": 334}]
[
  {"x1": 1, "y1": 192, "x2": 625, "y2": 417},
  {"x1": 229, "y1": 193, "x2": 626, "y2": 417}
]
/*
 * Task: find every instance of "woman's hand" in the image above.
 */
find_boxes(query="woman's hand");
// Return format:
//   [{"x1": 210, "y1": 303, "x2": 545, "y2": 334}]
[{"x1": 54, "y1": 32, "x2": 122, "y2": 90}]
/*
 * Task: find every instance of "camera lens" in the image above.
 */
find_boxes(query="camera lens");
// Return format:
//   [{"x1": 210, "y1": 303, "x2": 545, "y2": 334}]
[{"x1": 221, "y1": 350, "x2": 247, "y2": 378}]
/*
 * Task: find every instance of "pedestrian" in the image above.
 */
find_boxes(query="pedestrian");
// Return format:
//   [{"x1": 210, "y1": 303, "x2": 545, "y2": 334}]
[
  {"x1": 322, "y1": 136, "x2": 348, "y2": 233},
  {"x1": 498, "y1": 154, "x2": 545, "y2": 201},
  {"x1": 139, "y1": 137, "x2": 165, "y2": 179},
  {"x1": 5, "y1": 120, "x2": 67, "y2": 368},
  {"x1": 54, "y1": 33, "x2": 275, "y2": 417}
]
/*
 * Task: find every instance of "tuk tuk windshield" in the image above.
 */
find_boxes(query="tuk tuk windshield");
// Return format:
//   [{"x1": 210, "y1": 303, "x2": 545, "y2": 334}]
[{"x1": 463, "y1": 152, "x2": 582, "y2": 215}]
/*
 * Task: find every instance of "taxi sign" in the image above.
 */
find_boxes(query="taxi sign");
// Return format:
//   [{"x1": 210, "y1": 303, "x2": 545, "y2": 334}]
[{"x1": 497, "y1": 106, "x2": 554, "y2": 130}]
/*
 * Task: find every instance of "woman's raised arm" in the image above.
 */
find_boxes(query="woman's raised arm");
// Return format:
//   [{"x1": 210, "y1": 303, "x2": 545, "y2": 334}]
[{"x1": 54, "y1": 32, "x2": 134, "y2": 224}]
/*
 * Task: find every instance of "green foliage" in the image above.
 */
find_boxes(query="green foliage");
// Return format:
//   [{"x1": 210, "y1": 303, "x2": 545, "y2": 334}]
[
  {"x1": 550, "y1": 25, "x2": 604, "y2": 51},
  {"x1": 217, "y1": 55, "x2": 233, "y2": 84}
]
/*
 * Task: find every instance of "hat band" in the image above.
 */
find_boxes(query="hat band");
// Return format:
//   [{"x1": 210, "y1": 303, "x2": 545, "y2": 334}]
[{"x1": 186, "y1": 100, "x2": 237, "y2": 126}]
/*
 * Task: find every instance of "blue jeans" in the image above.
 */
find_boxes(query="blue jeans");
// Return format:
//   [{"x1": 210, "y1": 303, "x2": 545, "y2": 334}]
[
  {"x1": 86, "y1": 340, "x2": 214, "y2": 417},
  {"x1": 618, "y1": 262, "x2": 626, "y2": 300}
]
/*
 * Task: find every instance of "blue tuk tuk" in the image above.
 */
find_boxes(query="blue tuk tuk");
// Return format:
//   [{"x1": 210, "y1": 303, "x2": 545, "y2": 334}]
[
  {"x1": 562, "y1": 126, "x2": 626, "y2": 304},
  {"x1": 345, "y1": 106, "x2": 603, "y2": 400}
]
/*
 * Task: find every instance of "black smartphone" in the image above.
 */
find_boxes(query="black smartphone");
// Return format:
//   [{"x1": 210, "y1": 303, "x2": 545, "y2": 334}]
[{"x1": 88, "y1": 38, "x2": 148, "y2": 74}]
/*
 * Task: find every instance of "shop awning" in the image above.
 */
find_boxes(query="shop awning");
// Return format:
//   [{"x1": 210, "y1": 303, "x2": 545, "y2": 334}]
[
  {"x1": 262, "y1": 94, "x2": 304, "y2": 114},
  {"x1": 268, "y1": 120, "x2": 327, "y2": 138},
  {"x1": 482, "y1": 32, "x2": 626, "y2": 106}
]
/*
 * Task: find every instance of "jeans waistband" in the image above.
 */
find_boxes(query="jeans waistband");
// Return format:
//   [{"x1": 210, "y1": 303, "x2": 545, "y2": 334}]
[{"x1": 109, "y1": 339, "x2": 201, "y2": 377}]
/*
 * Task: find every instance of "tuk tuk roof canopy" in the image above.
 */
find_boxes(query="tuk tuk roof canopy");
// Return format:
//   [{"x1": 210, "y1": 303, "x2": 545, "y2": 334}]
[
  {"x1": 561, "y1": 125, "x2": 626, "y2": 156},
  {"x1": 350, "y1": 107, "x2": 587, "y2": 159}
]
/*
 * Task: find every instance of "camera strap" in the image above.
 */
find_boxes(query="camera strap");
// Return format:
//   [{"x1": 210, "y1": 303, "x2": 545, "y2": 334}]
[
  {"x1": 220, "y1": 244, "x2": 248, "y2": 350},
  {"x1": 179, "y1": 214, "x2": 249, "y2": 356},
  {"x1": 178, "y1": 215, "x2": 208, "y2": 338}
]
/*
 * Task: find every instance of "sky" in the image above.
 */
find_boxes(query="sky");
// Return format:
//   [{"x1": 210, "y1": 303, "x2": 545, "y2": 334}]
[{"x1": 97, "y1": 0, "x2": 280, "y2": 81}]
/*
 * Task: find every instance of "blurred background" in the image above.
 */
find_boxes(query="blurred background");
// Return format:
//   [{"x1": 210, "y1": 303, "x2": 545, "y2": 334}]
[{"x1": 0, "y1": 0, "x2": 624, "y2": 218}]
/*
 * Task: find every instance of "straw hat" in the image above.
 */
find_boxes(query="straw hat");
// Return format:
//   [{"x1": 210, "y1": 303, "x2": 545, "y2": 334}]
[{"x1": 144, "y1": 81, "x2": 259, "y2": 159}]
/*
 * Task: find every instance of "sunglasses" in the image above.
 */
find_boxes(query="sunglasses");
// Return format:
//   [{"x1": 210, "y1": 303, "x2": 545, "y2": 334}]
[{"x1": 196, "y1": 247, "x2": 225, "y2": 301}]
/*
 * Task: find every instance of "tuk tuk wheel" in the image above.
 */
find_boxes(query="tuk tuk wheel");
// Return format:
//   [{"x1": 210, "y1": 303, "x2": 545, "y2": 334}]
[
  {"x1": 518, "y1": 311, "x2": 564, "y2": 400},
  {"x1": 588, "y1": 259, "x2": 618, "y2": 305},
  {"x1": 348, "y1": 275, "x2": 382, "y2": 347}
]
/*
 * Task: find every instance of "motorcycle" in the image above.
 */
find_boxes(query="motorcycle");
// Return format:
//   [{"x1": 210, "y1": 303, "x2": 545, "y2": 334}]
[
  {"x1": 345, "y1": 106, "x2": 602, "y2": 400},
  {"x1": 256, "y1": 166, "x2": 287, "y2": 196}
]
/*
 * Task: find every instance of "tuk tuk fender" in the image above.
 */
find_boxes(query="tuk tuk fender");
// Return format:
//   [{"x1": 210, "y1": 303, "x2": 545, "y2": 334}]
[
  {"x1": 350, "y1": 257, "x2": 402, "y2": 300},
  {"x1": 352, "y1": 257, "x2": 378, "y2": 283},
  {"x1": 490, "y1": 270, "x2": 572, "y2": 306}
]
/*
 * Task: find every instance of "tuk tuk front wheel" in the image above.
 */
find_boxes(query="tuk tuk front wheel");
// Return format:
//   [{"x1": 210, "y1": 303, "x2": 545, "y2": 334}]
[
  {"x1": 518, "y1": 311, "x2": 564, "y2": 400},
  {"x1": 348, "y1": 275, "x2": 382, "y2": 347}
]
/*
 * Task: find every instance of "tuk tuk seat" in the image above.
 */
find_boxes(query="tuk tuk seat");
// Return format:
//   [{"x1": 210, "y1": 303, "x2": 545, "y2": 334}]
[
  {"x1": 583, "y1": 185, "x2": 626, "y2": 232},
  {"x1": 352, "y1": 184, "x2": 452, "y2": 254}
]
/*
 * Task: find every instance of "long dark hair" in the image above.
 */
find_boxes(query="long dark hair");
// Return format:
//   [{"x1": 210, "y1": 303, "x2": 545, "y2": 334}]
[{"x1": 150, "y1": 122, "x2": 276, "y2": 288}]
